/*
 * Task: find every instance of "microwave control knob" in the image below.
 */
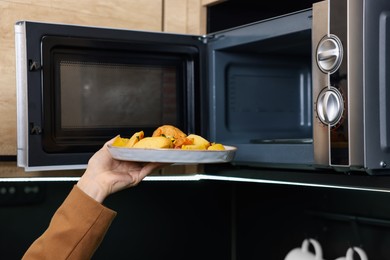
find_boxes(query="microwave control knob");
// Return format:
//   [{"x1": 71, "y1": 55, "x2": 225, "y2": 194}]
[
  {"x1": 316, "y1": 88, "x2": 344, "y2": 126},
  {"x1": 316, "y1": 35, "x2": 343, "y2": 73}
]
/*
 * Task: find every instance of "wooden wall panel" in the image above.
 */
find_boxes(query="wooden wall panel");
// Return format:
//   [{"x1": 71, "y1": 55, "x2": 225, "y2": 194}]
[
  {"x1": 164, "y1": 0, "x2": 205, "y2": 34},
  {"x1": 201, "y1": 0, "x2": 225, "y2": 6},
  {"x1": 163, "y1": 0, "x2": 223, "y2": 35}
]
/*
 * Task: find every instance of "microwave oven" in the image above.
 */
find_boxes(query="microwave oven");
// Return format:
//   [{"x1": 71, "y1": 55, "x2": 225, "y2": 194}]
[{"x1": 15, "y1": 0, "x2": 390, "y2": 174}]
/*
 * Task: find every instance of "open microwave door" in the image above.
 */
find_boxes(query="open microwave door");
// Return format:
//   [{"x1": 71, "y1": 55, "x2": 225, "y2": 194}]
[{"x1": 204, "y1": 9, "x2": 314, "y2": 168}]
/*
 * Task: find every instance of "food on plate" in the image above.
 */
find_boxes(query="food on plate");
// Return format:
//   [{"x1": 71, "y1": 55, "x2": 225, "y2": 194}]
[
  {"x1": 127, "y1": 131, "x2": 144, "y2": 147},
  {"x1": 152, "y1": 125, "x2": 191, "y2": 148},
  {"x1": 112, "y1": 135, "x2": 129, "y2": 147},
  {"x1": 132, "y1": 136, "x2": 173, "y2": 149},
  {"x1": 207, "y1": 143, "x2": 225, "y2": 150},
  {"x1": 171, "y1": 136, "x2": 193, "y2": 148},
  {"x1": 181, "y1": 134, "x2": 211, "y2": 150},
  {"x1": 187, "y1": 134, "x2": 210, "y2": 148},
  {"x1": 152, "y1": 125, "x2": 187, "y2": 139},
  {"x1": 112, "y1": 131, "x2": 144, "y2": 148},
  {"x1": 112, "y1": 125, "x2": 225, "y2": 150},
  {"x1": 181, "y1": 144, "x2": 208, "y2": 150}
]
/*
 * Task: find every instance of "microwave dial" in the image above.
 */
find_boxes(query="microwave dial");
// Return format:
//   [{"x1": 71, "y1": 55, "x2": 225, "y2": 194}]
[
  {"x1": 316, "y1": 87, "x2": 344, "y2": 126},
  {"x1": 316, "y1": 35, "x2": 343, "y2": 73}
]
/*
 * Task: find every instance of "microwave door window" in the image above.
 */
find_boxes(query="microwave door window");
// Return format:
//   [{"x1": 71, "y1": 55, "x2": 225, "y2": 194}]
[
  {"x1": 43, "y1": 50, "x2": 185, "y2": 153},
  {"x1": 60, "y1": 62, "x2": 176, "y2": 129}
]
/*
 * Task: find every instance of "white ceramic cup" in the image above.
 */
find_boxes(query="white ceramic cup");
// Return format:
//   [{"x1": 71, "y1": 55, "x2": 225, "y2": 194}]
[
  {"x1": 334, "y1": 247, "x2": 368, "y2": 260},
  {"x1": 284, "y1": 238, "x2": 323, "y2": 260}
]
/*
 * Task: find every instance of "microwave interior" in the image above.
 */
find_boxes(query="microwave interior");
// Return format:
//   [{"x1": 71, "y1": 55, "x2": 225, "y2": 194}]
[{"x1": 206, "y1": 9, "x2": 314, "y2": 167}]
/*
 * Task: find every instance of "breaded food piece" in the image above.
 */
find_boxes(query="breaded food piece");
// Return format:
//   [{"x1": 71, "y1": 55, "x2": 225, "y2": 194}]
[
  {"x1": 173, "y1": 136, "x2": 193, "y2": 148},
  {"x1": 186, "y1": 134, "x2": 210, "y2": 149},
  {"x1": 152, "y1": 125, "x2": 187, "y2": 140},
  {"x1": 132, "y1": 136, "x2": 173, "y2": 149},
  {"x1": 126, "y1": 131, "x2": 144, "y2": 148},
  {"x1": 181, "y1": 144, "x2": 208, "y2": 150},
  {"x1": 152, "y1": 125, "x2": 193, "y2": 148},
  {"x1": 112, "y1": 135, "x2": 129, "y2": 147},
  {"x1": 111, "y1": 131, "x2": 144, "y2": 148},
  {"x1": 207, "y1": 143, "x2": 225, "y2": 150}
]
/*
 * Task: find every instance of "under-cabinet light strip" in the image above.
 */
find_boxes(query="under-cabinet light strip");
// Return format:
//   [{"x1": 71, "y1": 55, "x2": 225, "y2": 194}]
[
  {"x1": 1, "y1": 174, "x2": 390, "y2": 193},
  {"x1": 200, "y1": 174, "x2": 390, "y2": 193},
  {"x1": 144, "y1": 175, "x2": 203, "y2": 181},
  {"x1": 0, "y1": 175, "x2": 203, "y2": 182},
  {"x1": 0, "y1": 177, "x2": 81, "y2": 182}
]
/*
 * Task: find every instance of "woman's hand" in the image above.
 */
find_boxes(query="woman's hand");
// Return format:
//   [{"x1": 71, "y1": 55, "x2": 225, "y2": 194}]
[{"x1": 77, "y1": 137, "x2": 165, "y2": 203}]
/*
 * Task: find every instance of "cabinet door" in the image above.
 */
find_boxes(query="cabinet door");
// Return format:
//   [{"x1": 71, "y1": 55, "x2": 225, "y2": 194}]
[{"x1": 0, "y1": 0, "x2": 163, "y2": 156}]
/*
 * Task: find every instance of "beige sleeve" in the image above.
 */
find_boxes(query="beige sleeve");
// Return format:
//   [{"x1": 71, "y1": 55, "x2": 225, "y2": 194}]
[{"x1": 22, "y1": 185, "x2": 117, "y2": 260}]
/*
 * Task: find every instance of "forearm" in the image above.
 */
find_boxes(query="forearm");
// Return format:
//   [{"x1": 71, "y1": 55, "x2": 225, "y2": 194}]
[{"x1": 23, "y1": 185, "x2": 116, "y2": 260}]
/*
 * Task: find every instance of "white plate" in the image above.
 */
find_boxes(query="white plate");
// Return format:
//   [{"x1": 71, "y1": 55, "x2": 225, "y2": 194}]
[{"x1": 107, "y1": 145, "x2": 237, "y2": 163}]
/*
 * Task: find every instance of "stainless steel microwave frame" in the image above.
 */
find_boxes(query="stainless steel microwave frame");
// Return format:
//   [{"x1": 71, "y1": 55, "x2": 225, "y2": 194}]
[{"x1": 312, "y1": 0, "x2": 390, "y2": 174}]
